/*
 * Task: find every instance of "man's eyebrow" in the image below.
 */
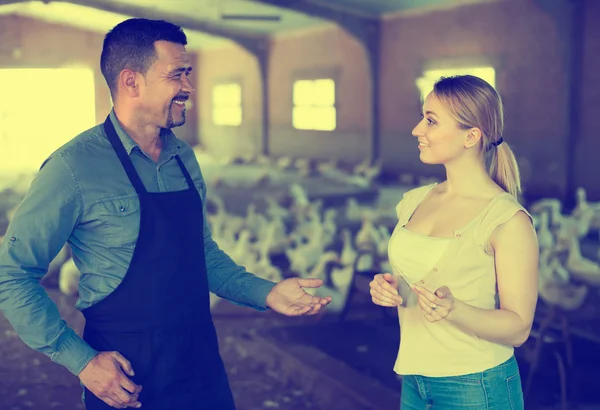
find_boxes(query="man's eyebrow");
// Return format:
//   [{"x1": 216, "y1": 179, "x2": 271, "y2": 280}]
[{"x1": 169, "y1": 66, "x2": 193, "y2": 74}]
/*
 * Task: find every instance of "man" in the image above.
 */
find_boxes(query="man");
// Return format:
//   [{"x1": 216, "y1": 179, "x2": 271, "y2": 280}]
[{"x1": 0, "y1": 18, "x2": 331, "y2": 410}]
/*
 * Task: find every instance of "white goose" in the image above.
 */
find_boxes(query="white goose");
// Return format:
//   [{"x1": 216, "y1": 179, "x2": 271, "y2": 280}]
[
  {"x1": 320, "y1": 262, "x2": 355, "y2": 312},
  {"x1": 536, "y1": 211, "x2": 555, "y2": 250},
  {"x1": 565, "y1": 237, "x2": 600, "y2": 286},
  {"x1": 58, "y1": 257, "x2": 81, "y2": 296},
  {"x1": 340, "y1": 229, "x2": 358, "y2": 267},
  {"x1": 538, "y1": 249, "x2": 587, "y2": 311}
]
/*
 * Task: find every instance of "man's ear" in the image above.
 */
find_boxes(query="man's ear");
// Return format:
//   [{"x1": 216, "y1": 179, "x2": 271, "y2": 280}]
[{"x1": 119, "y1": 69, "x2": 140, "y2": 97}]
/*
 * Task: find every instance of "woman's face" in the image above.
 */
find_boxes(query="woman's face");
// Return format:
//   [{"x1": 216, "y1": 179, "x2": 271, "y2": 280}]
[{"x1": 412, "y1": 92, "x2": 472, "y2": 165}]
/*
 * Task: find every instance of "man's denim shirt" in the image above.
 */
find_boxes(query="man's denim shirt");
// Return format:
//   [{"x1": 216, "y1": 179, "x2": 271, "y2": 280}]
[{"x1": 0, "y1": 110, "x2": 275, "y2": 376}]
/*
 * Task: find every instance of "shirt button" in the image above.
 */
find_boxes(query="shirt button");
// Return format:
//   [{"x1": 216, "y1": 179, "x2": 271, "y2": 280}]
[
  {"x1": 433, "y1": 267, "x2": 438, "y2": 272},
  {"x1": 455, "y1": 233, "x2": 461, "y2": 237},
  {"x1": 9, "y1": 236, "x2": 16, "y2": 242},
  {"x1": 119, "y1": 206, "x2": 126, "y2": 212}
]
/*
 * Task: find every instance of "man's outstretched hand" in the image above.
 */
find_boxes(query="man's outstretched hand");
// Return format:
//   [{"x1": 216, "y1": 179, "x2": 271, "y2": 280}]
[{"x1": 266, "y1": 277, "x2": 332, "y2": 316}]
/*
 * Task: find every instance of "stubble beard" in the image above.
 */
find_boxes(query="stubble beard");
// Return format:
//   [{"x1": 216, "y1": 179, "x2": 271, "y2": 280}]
[{"x1": 165, "y1": 103, "x2": 186, "y2": 128}]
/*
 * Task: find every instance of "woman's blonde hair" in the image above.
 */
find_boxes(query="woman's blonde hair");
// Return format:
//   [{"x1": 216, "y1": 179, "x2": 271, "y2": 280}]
[{"x1": 433, "y1": 75, "x2": 522, "y2": 199}]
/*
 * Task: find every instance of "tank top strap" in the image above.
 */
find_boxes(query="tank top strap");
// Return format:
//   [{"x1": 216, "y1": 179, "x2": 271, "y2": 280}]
[{"x1": 474, "y1": 194, "x2": 533, "y2": 254}]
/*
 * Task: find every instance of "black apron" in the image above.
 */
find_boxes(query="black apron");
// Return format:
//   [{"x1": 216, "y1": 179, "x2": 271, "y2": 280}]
[{"x1": 81, "y1": 116, "x2": 236, "y2": 410}]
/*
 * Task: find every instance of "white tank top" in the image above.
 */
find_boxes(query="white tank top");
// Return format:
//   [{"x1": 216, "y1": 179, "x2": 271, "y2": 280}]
[
  {"x1": 387, "y1": 183, "x2": 533, "y2": 377},
  {"x1": 389, "y1": 227, "x2": 451, "y2": 285}
]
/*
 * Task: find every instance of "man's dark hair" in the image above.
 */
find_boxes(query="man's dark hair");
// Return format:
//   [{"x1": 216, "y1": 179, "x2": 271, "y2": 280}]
[{"x1": 100, "y1": 18, "x2": 187, "y2": 97}]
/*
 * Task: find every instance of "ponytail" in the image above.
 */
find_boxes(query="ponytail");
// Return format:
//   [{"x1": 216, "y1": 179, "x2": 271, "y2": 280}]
[
  {"x1": 488, "y1": 141, "x2": 522, "y2": 200},
  {"x1": 433, "y1": 75, "x2": 523, "y2": 200}
]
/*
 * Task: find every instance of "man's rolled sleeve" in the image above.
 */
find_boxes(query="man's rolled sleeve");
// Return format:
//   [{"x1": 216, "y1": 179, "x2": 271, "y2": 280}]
[
  {"x1": 197, "y1": 175, "x2": 276, "y2": 310},
  {"x1": 203, "y1": 235, "x2": 276, "y2": 310},
  {"x1": 177, "y1": 144, "x2": 277, "y2": 310},
  {"x1": 0, "y1": 153, "x2": 95, "y2": 376},
  {"x1": 51, "y1": 328, "x2": 98, "y2": 375}
]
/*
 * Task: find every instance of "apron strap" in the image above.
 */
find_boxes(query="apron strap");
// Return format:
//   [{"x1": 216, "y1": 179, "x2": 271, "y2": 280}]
[
  {"x1": 104, "y1": 115, "x2": 196, "y2": 193},
  {"x1": 103, "y1": 115, "x2": 147, "y2": 195},
  {"x1": 174, "y1": 155, "x2": 195, "y2": 190}
]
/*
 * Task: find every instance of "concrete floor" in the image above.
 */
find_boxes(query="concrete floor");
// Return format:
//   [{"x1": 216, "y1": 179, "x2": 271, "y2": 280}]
[
  {"x1": 1, "y1": 161, "x2": 600, "y2": 410},
  {"x1": 1, "y1": 286, "x2": 600, "y2": 410}
]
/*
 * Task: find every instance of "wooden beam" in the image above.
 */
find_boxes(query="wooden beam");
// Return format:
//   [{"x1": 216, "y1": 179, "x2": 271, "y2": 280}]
[
  {"x1": 256, "y1": 43, "x2": 271, "y2": 155},
  {"x1": 55, "y1": 0, "x2": 270, "y2": 56},
  {"x1": 252, "y1": 0, "x2": 382, "y2": 162},
  {"x1": 0, "y1": 0, "x2": 29, "y2": 5},
  {"x1": 532, "y1": 0, "x2": 584, "y2": 203},
  {"x1": 565, "y1": 0, "x2": 585, "y2": 207},
  {"x1": 251, "y1": 0, "x2": 378, "y2": 57}
]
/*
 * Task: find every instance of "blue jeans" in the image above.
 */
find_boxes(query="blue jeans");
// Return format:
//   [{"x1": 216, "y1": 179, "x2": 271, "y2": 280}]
[{"x1": 400, "y1": 356, "x2": 524, "y2": 409}]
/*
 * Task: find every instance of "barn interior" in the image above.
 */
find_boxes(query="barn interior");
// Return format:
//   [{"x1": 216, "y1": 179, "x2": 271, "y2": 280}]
[{"x1": 0, "y1": 0, "x2": 599, "y2": 409}]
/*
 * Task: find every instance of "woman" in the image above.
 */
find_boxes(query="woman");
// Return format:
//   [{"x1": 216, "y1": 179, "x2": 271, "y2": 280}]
[{"x1": 369, "y1": 75, "x2": 538, "y2": 409}]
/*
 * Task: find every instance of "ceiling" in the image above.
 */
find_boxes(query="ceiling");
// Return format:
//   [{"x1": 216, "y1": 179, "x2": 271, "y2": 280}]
[
  {"x1": 101, "y1": 0, "x2": 329, "y2": 34},
  {"x1": 0, "y1": 0, "x2": 499, "y2": 50},
  {"x1": 308, "y1": 0, "x2": 498, "y2": 16}
]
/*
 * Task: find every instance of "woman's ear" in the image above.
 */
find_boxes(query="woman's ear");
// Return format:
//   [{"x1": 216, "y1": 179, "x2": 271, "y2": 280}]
[{"x1": 464, "y1": 128, "x2": 483, "y2": 149}]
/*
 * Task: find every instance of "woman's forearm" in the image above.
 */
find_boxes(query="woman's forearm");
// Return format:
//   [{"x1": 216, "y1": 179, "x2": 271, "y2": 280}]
[{"x1": 448, "y1": 299, "x2": 531, "y2": 347}]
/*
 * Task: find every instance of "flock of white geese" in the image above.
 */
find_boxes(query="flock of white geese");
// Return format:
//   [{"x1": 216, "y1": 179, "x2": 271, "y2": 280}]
[
  {"x1": 531, "y1": 187, "x2": 600, "y2": 311},
  {"x1": 1, "y1": 157, "x2": 600, "y2": 316}
]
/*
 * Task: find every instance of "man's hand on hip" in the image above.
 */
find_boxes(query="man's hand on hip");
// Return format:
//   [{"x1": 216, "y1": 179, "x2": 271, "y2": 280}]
[{"x1": 78, "y1": 351, "x2": 143, "y2": 409}]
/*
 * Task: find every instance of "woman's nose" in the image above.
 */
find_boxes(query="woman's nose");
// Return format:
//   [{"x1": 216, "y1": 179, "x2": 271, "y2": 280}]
[{"x1": 412, "y1": 122, "x2": 423, "y2": 137}]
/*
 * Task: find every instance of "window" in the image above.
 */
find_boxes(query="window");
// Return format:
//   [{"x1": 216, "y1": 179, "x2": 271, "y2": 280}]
[
  {"x1": 212, "y1": 83, "x2": 242, "y2": 126},
  {"x1": 0, "y1": 68, "x2": 95, "y2": 173},
  {"x1": 416, "y1": 66, "x2": 496, "y2": 101},
  {"x1": 292, "y1": 79, "x2": 336, "y2": 131}
]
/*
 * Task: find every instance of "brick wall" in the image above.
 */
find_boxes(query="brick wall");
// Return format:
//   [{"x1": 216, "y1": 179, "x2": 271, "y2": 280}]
[
  {"x1": 196, "y1": 43, "x2": 262, "y2": 157},
  {"x1": 267, "y1": 27, "x2": 370, "y2": 163},
  {"x1": 380, "y1": 0, "x2": 572, "y2": 199},
  {"x1": 196, "y1": 0, "x2": 599, "y2": 200},
  {"x1": 3, "y1": 0, "x2": 598, "y2": 200},
  {"x1": 198, "y1": 25, "x2": 370, "y2": 163},
  {"x1": 577, "y1": 0, "x2": 600, "y2": 199}
]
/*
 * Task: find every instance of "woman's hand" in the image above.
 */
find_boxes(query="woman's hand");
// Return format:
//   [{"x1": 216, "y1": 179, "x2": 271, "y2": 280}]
[
  {"x1": 411, "y1": 284, "x2": 455, "y2": 322},
  {"x1": 369, "y1": 273, "x2": 403, "y2": 307}
]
